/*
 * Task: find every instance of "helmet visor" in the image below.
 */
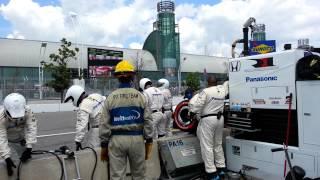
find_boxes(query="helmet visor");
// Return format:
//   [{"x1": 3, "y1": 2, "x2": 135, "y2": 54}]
[{"x1": 8, "y1": 107, "x2": 25, "y2": 118}]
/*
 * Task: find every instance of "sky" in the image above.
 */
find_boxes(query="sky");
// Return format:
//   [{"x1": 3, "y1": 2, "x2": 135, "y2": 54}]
[{"x1": 0, "y1": 0, "x2": 320, "y2": 57}]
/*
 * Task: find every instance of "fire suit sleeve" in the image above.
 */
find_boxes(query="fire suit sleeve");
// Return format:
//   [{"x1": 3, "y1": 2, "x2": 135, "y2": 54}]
[
  {"x1": 0, "y1": 117, "x2": 11, "y2": 159},
  {"x1": 168, "y1": 90, "x2": 173, "y2": 108},
  {"x1": 143, "y1": 91, "x2": 151, "y2": 108},
  {"x1": 223, "y1": 81, "x2": 229, "y2": 96},
  {"x1": 75, "y1": 110, "x2": 90, "y2": 143},
  {"x1": 189, "y1": 91, "x2": 207, "y2": 114},
  {"x1": 143, "y1": 96, "x2": 153, "y2": 140},
  {"x1": 24, "y1": 107, "x2": 37, "y2": 148},
  {"x1": 99, "y1": 100, "x2": 111, "y2": 147}
]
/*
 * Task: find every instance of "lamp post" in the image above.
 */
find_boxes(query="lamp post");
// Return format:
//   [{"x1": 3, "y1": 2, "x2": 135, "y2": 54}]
[
  {"x1": 69, "y1": 12, "x2": 81, "y2": 78},
  {"x1": 39, "y1": 61, "x2": 45, "y2": 99},
  {"x1": 178, "y1": 57, "x2": 187, "y2": 95},
  {"x1": 39, "y1": 42, "x2": 47, "y2": 100}
]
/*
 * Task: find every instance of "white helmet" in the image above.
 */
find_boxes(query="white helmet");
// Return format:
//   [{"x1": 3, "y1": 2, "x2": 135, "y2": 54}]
[
  {"x1": 139, "y1": 78, "x2": 152, "y2": 90},
  {"x1": 3, "y1": 93, "x2": 26, "y2": 118},
  {"x1": 64, "y1": 85, "x2": 85, "y2": 106},
  {"x1": 158, "y1": 78, "x2": 169, "y2": 89}
]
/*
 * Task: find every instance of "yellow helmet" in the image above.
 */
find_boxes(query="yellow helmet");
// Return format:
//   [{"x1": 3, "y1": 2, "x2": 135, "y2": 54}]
[{"x1": 114, "y1": 60, "x2": 135, "y2": 74}]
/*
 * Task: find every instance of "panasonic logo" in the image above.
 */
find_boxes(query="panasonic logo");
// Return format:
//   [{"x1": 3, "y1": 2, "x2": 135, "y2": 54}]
[
  {"x1": 246, "y1": 76, "x2": 278, "y2": 82},
  {"x1": 113, "y1": 110, "x2": 141, "y2": 122}
]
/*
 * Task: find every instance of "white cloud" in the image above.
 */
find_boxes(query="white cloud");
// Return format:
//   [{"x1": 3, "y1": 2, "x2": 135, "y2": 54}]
[
  {"x1": 0, "y1": 0, "x2": 68, "y2": 42},
  {"x1": 0, "y1": 0, "x2": 320, "y2": 57},
  {"x1": 176, "y1": 0, "x2": 320, "y2": 56},
  {"x1": 0, "y1": 0, "x2": 155, "y2": 46},
  {"x1": 129, "y1": 42, "x2": 142, "y2": 49},
  {"x1": 175, "y1": 3, "x2": 197, "y2": 19},
  {"x1": 6, "y1": 30, "x2": 25, "y2": 39}
]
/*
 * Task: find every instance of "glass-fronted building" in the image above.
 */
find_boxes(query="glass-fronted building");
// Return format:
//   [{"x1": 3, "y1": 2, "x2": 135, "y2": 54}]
[{"x1": 0, "y1": 38, "x2": 227, "y2": 101}]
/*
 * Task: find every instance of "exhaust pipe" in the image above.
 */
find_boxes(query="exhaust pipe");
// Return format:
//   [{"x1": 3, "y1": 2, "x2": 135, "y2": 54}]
[
  {"x1": 231, "y1": 39, "x2": 244, "y2": 58},
  {"x1": 231, "y1": 17, "x2": 256, "y2": 58}
]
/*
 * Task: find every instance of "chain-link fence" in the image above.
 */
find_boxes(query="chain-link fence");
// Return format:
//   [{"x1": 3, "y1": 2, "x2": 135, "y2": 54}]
[{"x1": 0, "y1": 66, "x2": 226, "y2": 102}]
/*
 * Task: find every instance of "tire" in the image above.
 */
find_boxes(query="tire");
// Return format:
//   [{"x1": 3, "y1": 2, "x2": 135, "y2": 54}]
[{"x1": 173, "y1": 100, "x2": 198, "y2": 132}]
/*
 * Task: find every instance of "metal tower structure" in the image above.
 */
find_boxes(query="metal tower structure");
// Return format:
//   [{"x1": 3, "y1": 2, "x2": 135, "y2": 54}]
[{"x1": 143, "y1": 0, "x2": 180, "y2": 83}]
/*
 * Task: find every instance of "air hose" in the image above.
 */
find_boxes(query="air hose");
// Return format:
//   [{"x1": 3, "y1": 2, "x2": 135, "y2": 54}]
[
  {"x1": 16, "y1": 146, "x2": 97, "y2": 180},
  {"x1": 17, "y1": 150, "x2": 64, "y2": 180},
  {"x1": 80, "y1": 146, "x2": 98, "y2": 180}
]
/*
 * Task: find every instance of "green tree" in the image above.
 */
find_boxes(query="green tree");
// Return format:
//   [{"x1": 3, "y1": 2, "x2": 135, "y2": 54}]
[
  {"x1": 44, "y1": 38, "x2": 79, "y2": 102},
  {"x1": 186, "y1": 72, "x2": 200, "y2": 91}
]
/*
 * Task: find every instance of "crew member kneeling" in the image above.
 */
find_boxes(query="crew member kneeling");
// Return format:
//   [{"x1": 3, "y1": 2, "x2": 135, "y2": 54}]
[{"x1": 0, "y1": 93, "x2": 37, "y2": 176}]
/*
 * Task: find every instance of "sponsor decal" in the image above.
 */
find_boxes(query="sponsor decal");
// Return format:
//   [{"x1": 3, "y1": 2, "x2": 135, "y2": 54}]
[
  {"x1": 181, "y1": 148, "x2": 197, "y2": 157},
  {"x1": 269, "y1": 97, "x2": 282, "y2": 100},
  {"x1": 113, "y1": 93, "x2": 139, "y2": 99},
  {"x1": 252, "y1": 44, "x2": 274, "y2": 54},
  {"x1": 113, "y1": 110, "x2": 141, "y2": 122},
  {"x1": 250, "y1": 40, "x2": 276, "y2": 55},
  {"x1": 245, "y1": 76, "x2": 277, "y2": 82},
  {"x1": 271, "y1": 101, "x2": 280, "y2": 104},
  {"x1": 152, "y1": 93, "x2": 163, "y2": 97},
  {"x1": 209, "y1": 96, "x2": 225, "y2": 102},
  {"x1": 253, "y1": 99, "x2": 266, "y2": 104},
  {"x1": 229, "y1": 61, "x2": 241, "y2": 72},
  {"x1": 249, "y1": 57, "x2": 274, "y2": 68}
]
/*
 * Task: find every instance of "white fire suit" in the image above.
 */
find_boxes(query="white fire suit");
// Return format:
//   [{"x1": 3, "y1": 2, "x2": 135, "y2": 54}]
[
  {"x1": 0, "y1": 106, "x2": 37, "y2": 160},
  {"x1": 160, "y1": 88, "x2": 173, "y2": 137},
  {"x1": 189, "y1": 81, "x2": 229, "y2": 173},
  {"x1": 76, "y1": 93, "x2": 106, "y2": 148},
  {"x1": 100, "y1": 83, "x2": 153, "y2": 180},
  {"x1": 143, "y1": 86, "x2": 165, "y2": 138}
]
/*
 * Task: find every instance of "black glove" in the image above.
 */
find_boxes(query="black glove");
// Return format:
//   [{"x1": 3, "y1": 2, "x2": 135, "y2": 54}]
[
  {"x1": 188, "y1": 111, "x2": 196, "y2": 119},
  {"x1": 5, "y1": 157, "x2": 16, "y2": 176},
  {"x1": 75, "y1": 142, "x2": 82, "y2": 151},
  {"x1": 20, "y1": 148, "x2": 32, "y2": 162}
]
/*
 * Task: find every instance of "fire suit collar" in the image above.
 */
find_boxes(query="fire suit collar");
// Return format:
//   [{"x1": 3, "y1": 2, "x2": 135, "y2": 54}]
[
  {"x1": 5, "y1": 111, "x2": 26, "y2": 127},
  {"x1": 119, "y1": 83, "x2": 132, "y2": 88}
]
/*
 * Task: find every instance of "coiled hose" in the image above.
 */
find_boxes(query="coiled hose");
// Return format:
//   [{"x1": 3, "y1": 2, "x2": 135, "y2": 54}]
[
  {"x1": 17, "y1": 150, "x2": 64, "y2": 180},
  {"x1": 16, "y1": 147, "x2": 97, "y2": 180}
]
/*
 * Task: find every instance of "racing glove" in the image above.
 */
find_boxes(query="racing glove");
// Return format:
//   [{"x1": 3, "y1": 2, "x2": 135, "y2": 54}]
[
  {"x1": 100, "y1": 142, "x2": 109, "y2": 161},
  {"x1": 188, "y1": 111, "x2": 196, "y2": 120},
  {"x1": 20, "y1": 148, "x2": 32, "y2": 162},
  {"x1": 101, "y1": 148, "x2": 108, "y2": 161},
  {"x1": 145, "y1": 138, "x2": 153, "y2": 160},
  {"x1": 5, "y1": 157, "x2": 16, "y2": 176},
  {"x1": 75, "y1": 142, "x2": 82, "y2": 151}
]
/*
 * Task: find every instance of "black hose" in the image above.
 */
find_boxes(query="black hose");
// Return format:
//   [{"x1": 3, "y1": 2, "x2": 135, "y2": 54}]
[
  {"x1": 16, "y1": 161, "x2": 22, "y2": 180},
  {"x1": 81, "y1": 147, "x2": 97, "y2": 180},
  {"x1": 16, "y1": 150, "x2": 64, "y2": 180},
  {"x1": 189, "y1": 174, "x2": 204, "y2": 180}
]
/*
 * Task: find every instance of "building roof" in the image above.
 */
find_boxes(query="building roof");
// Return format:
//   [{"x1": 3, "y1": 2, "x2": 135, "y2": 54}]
[
  {"x1": 180, "y1": 53, "x2": 228, "y2": 73},
  {"x1": 0, "y1": 38, "x2": 228, "y2": 73}
]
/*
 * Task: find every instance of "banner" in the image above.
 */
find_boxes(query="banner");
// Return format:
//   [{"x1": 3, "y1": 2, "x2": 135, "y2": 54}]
[{"x1": 87, "y1": 48, "x2": 123, "y2": 77}]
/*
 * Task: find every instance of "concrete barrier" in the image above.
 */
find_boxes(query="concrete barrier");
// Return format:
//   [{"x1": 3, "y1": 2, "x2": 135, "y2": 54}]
[
  {"x1": 28, "y1": 96, "x2": 185, "y2": 113},
  {"x1": 29, "y1": 103, "x2": 76, "y2": 113},
  {"x1": 0, "y1": 144, "x2": 161, "y2": 180}
]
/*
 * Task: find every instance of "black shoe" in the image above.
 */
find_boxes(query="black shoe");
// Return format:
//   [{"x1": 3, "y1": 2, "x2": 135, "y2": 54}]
[
  {"x1": 158, "y1": 134, "x2": 165, "y2": 138},
  {"x1": 207, "y1": 172, "x2": 220, "y2": 180},
  {"x1": 217, "y1": 167, "x2": 227, "y2": 178}
]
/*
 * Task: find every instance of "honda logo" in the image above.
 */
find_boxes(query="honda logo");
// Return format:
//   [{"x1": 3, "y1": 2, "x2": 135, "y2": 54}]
[{"x1": 229, "y1": 61, "x2": 241, "y2": 72}]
